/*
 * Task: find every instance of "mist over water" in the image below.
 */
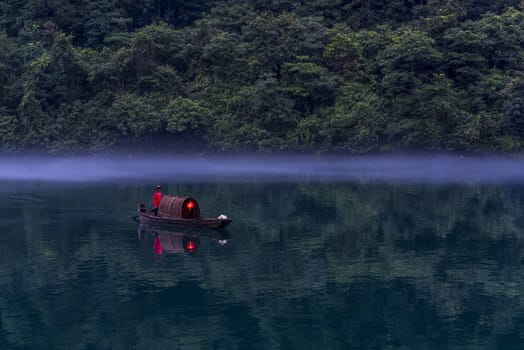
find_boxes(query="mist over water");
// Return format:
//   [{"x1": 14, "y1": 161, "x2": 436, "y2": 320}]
[{"x1": 2, "y1": 154, "x2": 524, "y2": 183}]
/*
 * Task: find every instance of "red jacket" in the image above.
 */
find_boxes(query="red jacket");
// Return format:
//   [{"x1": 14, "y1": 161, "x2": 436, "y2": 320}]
[{"x1": 153, "y1": 191, "x2": 162, "y2": 208}]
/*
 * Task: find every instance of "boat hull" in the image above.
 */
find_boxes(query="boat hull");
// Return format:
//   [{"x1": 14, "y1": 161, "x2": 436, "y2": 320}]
[{"x1": 137, "y1": 210, "x2": 232, "y2": 229}]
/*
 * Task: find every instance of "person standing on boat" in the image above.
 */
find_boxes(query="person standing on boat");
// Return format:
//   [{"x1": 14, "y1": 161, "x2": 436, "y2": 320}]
[{"x1": 153, "y1": 185, "x2": 162, "y2": 216}]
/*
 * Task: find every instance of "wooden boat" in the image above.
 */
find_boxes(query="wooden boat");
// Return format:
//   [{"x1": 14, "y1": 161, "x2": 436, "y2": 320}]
[{"x1": 136, "y1": 195, "x2": 232, "y2": 229}]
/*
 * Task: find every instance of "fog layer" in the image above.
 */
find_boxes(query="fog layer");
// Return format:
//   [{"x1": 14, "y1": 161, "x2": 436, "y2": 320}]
[{"x1": 1, "y1": 154, "x2": 524, "y2": 183}]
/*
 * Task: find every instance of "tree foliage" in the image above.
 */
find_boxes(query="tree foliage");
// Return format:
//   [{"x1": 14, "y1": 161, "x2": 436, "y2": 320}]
[{"x1": 0, "y1": 0, "x2": 523, "y2": 153}]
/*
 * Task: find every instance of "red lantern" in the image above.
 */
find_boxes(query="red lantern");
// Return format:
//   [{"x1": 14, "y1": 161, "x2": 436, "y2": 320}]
[{"x1": 186, "y1": 201, "x2": 194, "y2": 210}]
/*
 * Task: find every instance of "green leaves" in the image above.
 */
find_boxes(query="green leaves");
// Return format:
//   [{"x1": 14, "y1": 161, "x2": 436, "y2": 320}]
[
  {"x1": 0, "y1": 113, "x2": 19, "y2": 152},
  {"x1": 378, "y1": 29, "x2": 443, "y2": 76},
  {"x1": 84, "y1": 0, "x2": 130, "y2": 47},
  {"x1": 109, "y1": 93, "x2": 162, "y2": 137},
  {"x1": 0, "y1": 1, "x2": 524, "y2": 153},
  {"x1": 243, "y1": 12, "x2": 324, "y2": 78},
  {"x1": 163, "y1": 97, "x2": 210, "y2": 133},
  {"x1": 501, "y1": 73, "x2": 524, "y2": 137},
  {"x1": 329, "y1": 83, "x2": 387, "y2": 153}
]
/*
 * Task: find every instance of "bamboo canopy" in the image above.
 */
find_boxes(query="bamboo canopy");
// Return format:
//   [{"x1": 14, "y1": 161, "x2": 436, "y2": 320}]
[{"x1": 158, "y1": 196, "x2": 202, "y2": 219}]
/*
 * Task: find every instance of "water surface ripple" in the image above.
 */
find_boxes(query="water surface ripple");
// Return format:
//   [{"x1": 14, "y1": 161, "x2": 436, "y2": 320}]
[{"x1": 1, "y1": 178, "x2": 524, "y2": 349}]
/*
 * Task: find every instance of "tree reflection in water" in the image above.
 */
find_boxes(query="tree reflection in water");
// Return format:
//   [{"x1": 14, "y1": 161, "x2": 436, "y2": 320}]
[{"x1": 2, "y1": 181, "x2": 524, "y2": 349}]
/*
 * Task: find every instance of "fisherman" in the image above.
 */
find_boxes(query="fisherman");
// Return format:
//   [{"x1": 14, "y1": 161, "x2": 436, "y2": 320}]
[{"x1": 153, "y1": 185, "x2": 162, "y2": 216}]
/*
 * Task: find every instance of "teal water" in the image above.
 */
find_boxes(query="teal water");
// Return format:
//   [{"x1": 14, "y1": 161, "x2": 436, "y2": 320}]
[{"x1": 1, "y1": 180, "x2": 524, "y2": 349}]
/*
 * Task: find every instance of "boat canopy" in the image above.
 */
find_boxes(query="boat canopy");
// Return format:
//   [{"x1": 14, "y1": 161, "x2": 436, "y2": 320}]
[{"x1": 158, "y1": 196, "x2": 202, "y2": 219}]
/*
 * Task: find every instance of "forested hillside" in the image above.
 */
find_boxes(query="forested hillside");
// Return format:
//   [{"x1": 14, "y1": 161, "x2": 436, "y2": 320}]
[{"x1": 0, "y1": 0, "x2": 523, "y2": 154}]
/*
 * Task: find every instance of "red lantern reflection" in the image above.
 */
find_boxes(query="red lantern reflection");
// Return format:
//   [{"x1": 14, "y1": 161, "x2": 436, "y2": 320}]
[{"x1": 186, "y1": 241, "x2": 196, "y2": 253}]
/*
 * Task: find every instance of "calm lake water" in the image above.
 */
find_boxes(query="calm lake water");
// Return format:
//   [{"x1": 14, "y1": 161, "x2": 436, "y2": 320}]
[{"x1": 2, "y1": 169, "x2": 524, "y2": 349}]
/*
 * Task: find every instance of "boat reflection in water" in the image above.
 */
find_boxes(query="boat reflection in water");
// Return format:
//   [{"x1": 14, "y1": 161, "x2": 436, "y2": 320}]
[{"x1": 137, "y1": 224, "x2": 230, "y2": 256}]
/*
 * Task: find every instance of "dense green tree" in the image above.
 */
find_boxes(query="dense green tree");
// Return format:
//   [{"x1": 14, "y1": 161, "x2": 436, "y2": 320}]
[
  {"x1": 123, "y1": 0, "x2": 217, "y2": 28},
  {"x1": 13, "y1": 30, "x2": 88, "y2": 150},
  {"x1": 198, "y1": 2, "x2": 257, "y2": 33},
  {"x1": 281, "y1": 59, "x2": 336, "y2": 113},
  {"x1": 227, "y1": 74, "x2": 299, "y2": 151},
  {"x1": 199, "y1": 31, "x2": 248, "y2": 82},
  {"x1": 328, "y1": 83, "x2": 387, "y2": 152},
  {"x1": 501, "y1": 74, "x2": 524, "y2": 138},
  {"x1": 341, "y1": 0, "x2": 426, "y2": 29},
  {"x1": 242, "y1": 11, "x2": 302, "y2": 77},
  {"x1": 458, "y1": 0, "x2": 522, "y2": 19},
  {"x1": 324, "y1": 24, "x2": 392, "y2": 82},
  {"x1": 476, "y1": 8, "x2": 524, "y2": 70},
  {"x1": 0, "y1": 32, "x2": 19, "y2": 111},
  {"x1": 84, "y1": 0, "x2": 130, "y2": 47},
  {"x1": 163, "y1": 96, "x2": 210, "y2": 135},
  {"x1": 0, "y1": 111, "x2": 18, "y2": 152},
  {"x1": 0, "y1": 0, "x2": 523, "y2": 153},
  {"x1": 107, "y1": 93, "x2": 163, "y2": 138},
  {"x1": 376, "y1": 29, "x2": 463, "y2": 149},
  {"x1": 443, "y1": 27, "x2": 489, "y2": 86}
]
